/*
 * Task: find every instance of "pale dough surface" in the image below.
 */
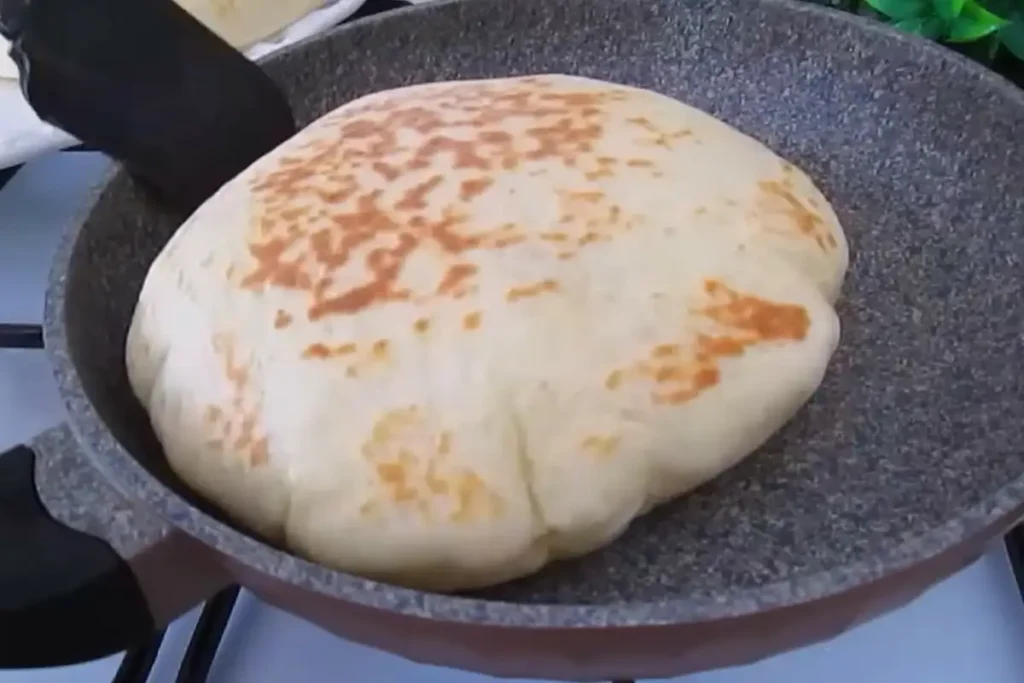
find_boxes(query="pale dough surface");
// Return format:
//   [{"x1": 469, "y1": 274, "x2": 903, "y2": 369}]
[{"x1": 127, "y1": 75, "x2": 848, "y2": 591}]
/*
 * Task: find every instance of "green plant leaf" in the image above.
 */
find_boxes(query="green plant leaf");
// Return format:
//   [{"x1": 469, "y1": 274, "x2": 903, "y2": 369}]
[
  {"x1": 933, "y1": 0, "x2": 966, "y2": 19},
  {"x1": 1000, "y1": 15, "x2": 1024, "y2": 59},
  {"x1": 946, "y1": 0, "x2": 1010, "y2": 40},
  {"x1": 864, "y1": 0, "x2": 932, "y2": 19},
  {"x1": 894, "y1": 15, "x2": 948, "y2": 36}
]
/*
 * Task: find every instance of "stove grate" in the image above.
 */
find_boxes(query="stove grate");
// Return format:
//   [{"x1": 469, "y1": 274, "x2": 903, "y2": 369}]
[
  {"x1": 175, "y1": 587, "x2": 241, "y2": 683},
  {"x1": 0, "y1": 324, "x2": 44, "y2": 349},
  {"x1": 111, "y1": 632, "x2": 165, "y2": 683}
]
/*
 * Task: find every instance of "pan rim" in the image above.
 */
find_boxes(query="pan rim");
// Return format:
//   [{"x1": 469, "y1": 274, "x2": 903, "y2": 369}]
[{"x1": 44, "y1": 0, "x2": 1024, "y2": 628}]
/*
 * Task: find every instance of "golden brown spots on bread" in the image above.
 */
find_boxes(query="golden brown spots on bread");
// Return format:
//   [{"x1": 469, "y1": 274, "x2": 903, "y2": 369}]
[
  {"x1": 700, "y1": 279, "x2": 809, "y2": 341},
  {"x1": 303, "y1": 343, "x2": 330, "y2": 359},
  {"x1": 545, "y1": 186, "x2": 625, "y2": 256},
  {"x1": 407, "y1": 136, "x2": 490, "y2": 171},
  {"x1": 605, "y1": 369, "x2": 624, "y2": 390},
  {"x1": 242, "y1": 78, "x2": 635, "y2": 320},
  {"x1": 626, "y1": 116, "x2": 692, "y2": 149},
  {"x1": 585, "y1": 155, "x2": 617, "y2": 180},
  {"x1": 232, "y1": 415, "x2": 261, "y2": 456},
  {"x1": 607, "y1": 279, "x2": 810, "y2": 405},
  {"x1": 626, "y1": 158, "x2": 655, "y2": 168},
  {"x1": 652, "y1": 343, "x2": 681, "y2": 358},
  {"x1": 302, "y1": 342, "x2": 357, "y2": 359},
  {"x1": 274, "y1": 309, "x2": 293, "y2": 329},
  {"x1": 249, "y1": 440, "x2": 276, "y2": 466},
  {"x1": 463, "y1": 311, "x2": 483, "y2": 330},
  {"x1": 488, "y1": 230, "x2": 527, "y2": 249},
  {"x1": 241, "y1": 235, "x2": 316, "y2": 291},
  {"x1": 437, "y1": 263, "x2": 478, "y2": 297},
  {"x1": 757, "y1": 180, "x2": 836, "y2": 251},
  {"x1": 360, "y1": 407, "x2": 503, "y2": 522},
  {"x1": 414, "y1": 317, "x2": 431, "y2": 334},
  {"x1": 459, "y1": 177, "x2": 494, "y2": 201},
  {"x1": 339, "y1": 119, "x2": 378, "y2": 139},
  {"x1": 507, "y1": 279, "x2": 560, "y2": 302},
  {"x1": 372, "y1": 161, "x2": 401, "y2": 181},
  {"x1": 213, "y1": 333, "x2": 249, "y2": 392},
  {"x1": 372, "y1": 339, "x2": 390, "y2": 359},
  {"x1": 478, "y1": 129, "x2": 513, "y2": 144},
  {"x1": 209, "y1": 333, "x2": 269, "y2": 467},
  {"x1": 565, "y1": 190, "x2": 605, "y2": 203},
  {"x1": 450, "y1": 471, "x2": 503, "y2": 523},
  {"x1": 627, "y1": 116, "x2": 655, "y2": 130},
  {"x1": 655, "y1": 366, "x2": 685, "y2": 383},
  {"x1": 581, "y1": 435, "x2": 621, "y2": 458},
  {"x1": 396, "y1": 174, "x2": 444, "y2": 211}
]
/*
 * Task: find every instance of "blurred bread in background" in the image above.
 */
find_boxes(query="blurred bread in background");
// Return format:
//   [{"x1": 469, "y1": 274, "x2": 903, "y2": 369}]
[{"x1": 175, "y1": 0, "x2": 329, "y2": 48}]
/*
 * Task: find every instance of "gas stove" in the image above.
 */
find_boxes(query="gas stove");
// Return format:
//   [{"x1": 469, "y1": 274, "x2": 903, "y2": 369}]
[{"x1": 3, "y1": 2, "x2": 1024, "y2": 682}]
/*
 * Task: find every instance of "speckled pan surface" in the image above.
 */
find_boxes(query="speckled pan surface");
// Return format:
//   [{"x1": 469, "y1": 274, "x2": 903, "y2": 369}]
[{"x1": 44, "y1": 0, "x2": 1024, "y2": 628}]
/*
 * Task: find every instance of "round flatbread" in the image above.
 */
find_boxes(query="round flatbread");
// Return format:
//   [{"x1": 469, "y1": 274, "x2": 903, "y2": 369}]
[{"x1": 126, "y1": 74, "x2": 848, "y2": 591}]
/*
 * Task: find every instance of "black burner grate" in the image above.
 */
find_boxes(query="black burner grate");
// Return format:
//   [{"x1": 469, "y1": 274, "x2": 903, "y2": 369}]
[
  {"x1": 0, "y1": 324, "x2": 43, "y2": 349},
  {"x1": 174, "y1": 586, "x2": 240, "y2": 683}
]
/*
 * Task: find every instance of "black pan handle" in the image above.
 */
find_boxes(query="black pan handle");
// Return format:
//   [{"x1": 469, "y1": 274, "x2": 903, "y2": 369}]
[{"x1": 0, "y1": 424, "x2": 230, "y2": 668}]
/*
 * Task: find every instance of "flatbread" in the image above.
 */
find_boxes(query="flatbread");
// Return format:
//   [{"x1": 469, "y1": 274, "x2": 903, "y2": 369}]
[
  {"x1": 126, "y1": 75, "x2": 848, "y2": 591},
  {"x1": 174, "y1": 0, "x2": 327, "y2": 48}
]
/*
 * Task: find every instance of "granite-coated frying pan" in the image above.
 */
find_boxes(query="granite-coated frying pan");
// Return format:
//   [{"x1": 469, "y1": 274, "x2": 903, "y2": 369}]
[{"x1": 2, "y1": 0, "x2": 1023, "y2": 678}]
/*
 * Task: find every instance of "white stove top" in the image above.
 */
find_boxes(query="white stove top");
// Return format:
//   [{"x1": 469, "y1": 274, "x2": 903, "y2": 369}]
[{"x1": 3, "y1": 152, "x2": 1024, "y2": 683}]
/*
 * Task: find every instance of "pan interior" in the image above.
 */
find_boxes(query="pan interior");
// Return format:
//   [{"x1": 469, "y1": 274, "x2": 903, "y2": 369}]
[{"x1": 64, "y1": 0, "x2": 1024, "y2": 605}]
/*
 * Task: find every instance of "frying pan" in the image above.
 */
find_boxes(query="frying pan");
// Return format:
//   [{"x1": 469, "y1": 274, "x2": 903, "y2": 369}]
[{"x1": 2, "y1": 0, "x2": 1024, "y2": 678}]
